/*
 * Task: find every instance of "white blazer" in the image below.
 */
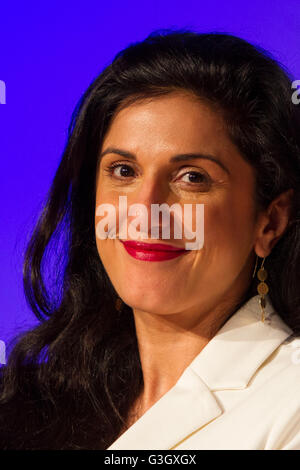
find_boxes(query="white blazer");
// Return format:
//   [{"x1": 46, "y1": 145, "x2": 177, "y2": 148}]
[{"x1": 108, "y1": 294, "x2": 300, "y2": 450}]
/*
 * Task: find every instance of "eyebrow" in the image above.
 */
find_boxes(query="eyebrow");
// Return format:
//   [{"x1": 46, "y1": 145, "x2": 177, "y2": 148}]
[{"x1": 99, "y1": 146, "x2": 230, "y2": 175}]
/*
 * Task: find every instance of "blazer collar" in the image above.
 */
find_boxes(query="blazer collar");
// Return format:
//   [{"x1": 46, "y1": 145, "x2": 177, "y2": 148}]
[
  {"x1": 107, "y1": 294, "x2": 293, "y2": 450},
  {"x1": 188, "y1": 293, "x2": 293, "y2": 391}
]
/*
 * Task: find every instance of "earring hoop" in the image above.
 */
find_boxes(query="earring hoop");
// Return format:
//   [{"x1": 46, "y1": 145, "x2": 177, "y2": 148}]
[
  {"x1": 115, "y1": 297, "x2": 123, "y2": 312},
  {"x1": 252, "y1": 254, "x2": 259, "y2": 279}
]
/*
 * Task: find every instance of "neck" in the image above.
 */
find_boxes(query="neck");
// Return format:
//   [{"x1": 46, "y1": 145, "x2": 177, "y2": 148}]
[{"x1": 131, "y1": 288, "x2": 248, "y2": 416}]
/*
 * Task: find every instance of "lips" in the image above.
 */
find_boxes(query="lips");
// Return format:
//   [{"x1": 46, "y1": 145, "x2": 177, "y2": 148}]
[{"x1": 120, "y1": 240, "x2": 187, "y2": 262}]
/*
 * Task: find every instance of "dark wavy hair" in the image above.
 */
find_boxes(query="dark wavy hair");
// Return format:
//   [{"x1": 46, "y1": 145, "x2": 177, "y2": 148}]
[{"x1": 1, "y1": 29, "x2": 300, "y2": 449}]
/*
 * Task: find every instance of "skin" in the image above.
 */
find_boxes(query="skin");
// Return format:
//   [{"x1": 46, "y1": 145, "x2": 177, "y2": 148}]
[{"x1": 94, "y1": 90, "x2": 293, "y2": 427}]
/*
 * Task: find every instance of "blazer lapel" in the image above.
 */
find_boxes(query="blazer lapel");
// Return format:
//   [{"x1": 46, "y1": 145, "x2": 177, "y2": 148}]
[
  {"x1": 107, "y1": 294, "x2": 293, "y2": 450},
  {"x1": 107, "y1": 367, "x2": 223, "y2": 450},
  {"x1": 188, "y1": 294, "x2": 293, "y2": 391}
]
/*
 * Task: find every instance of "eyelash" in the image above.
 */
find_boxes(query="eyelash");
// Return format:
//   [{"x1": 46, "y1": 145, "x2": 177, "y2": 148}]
[{"x1": 103, "y1": 162, "x2": 212, "y2": 189}]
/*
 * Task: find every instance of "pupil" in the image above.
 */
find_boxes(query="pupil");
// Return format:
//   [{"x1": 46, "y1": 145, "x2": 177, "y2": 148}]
[
  {"x1": 189, "y1": 172, "x2": 202, "y2": 182},
  {"x1": 120, "y1": 166, "x2": 131, "y2": 176}
]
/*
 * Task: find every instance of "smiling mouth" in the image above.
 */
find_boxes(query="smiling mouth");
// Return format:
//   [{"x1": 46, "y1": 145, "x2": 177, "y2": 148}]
[{"x1": 119, "y1": 240, "x2": 188, "y2": 262}]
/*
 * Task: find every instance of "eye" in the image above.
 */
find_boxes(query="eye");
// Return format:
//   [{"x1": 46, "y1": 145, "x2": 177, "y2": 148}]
[
  {"x1": 104, "y1": 162, "x2": 136, "y2": 179},
  {"x1": 176, "y1": 169, "x2": 212, "y2": 189},
  {"x1": 179, "y1": 171, "x2": 208, "y2": 184}
]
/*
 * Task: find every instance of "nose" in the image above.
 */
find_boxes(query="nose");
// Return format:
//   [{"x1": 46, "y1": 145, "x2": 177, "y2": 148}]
[
  {"x1": 133, "y1": 174, "x2": 170, "y2": 207},
  {"x1": 126, "y1": 175, "x2": 175, "y2": 240}
]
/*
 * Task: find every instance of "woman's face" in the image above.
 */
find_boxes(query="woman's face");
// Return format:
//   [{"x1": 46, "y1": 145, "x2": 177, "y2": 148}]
[{"x1": 95, "y1": 91, "x2": 259, "y2": 318}]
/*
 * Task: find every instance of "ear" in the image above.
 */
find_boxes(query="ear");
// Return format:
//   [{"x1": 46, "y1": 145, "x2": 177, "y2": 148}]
[{"x1": 254, "y1": 188, "x2": 294, "y2": 258}]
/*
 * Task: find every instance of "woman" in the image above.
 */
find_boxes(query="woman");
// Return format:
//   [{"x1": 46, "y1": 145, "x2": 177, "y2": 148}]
[{"x1": 1, "y1": 29, "x2": 300, "y2": 450}]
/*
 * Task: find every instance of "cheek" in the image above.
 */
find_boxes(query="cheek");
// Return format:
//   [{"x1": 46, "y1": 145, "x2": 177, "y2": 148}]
[
  {"x1": 95, "y1": 238, "x2": 119, "y2": 289},
  {"x1": 96, "y1": 239, "x2": 107, "y2": 264},
  {"x1": 204, "y1": 194, "x2": 256, "y2": 263},
  {"x1": 95, "y1": 184, "x2": 117, "y2": 272}
]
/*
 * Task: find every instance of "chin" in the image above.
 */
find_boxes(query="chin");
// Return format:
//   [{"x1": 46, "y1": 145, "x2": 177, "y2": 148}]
[{"x1": 119, "y1": 291, "x2": 180, "y2": 315}]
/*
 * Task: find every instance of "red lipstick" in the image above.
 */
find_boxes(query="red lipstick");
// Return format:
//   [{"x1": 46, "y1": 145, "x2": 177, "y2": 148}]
[{"x1": 120, "y1": 240, "x2": 188, "y2": 262}]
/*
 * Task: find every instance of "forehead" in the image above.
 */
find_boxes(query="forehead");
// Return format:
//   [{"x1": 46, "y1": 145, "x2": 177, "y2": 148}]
[
  {"x1": 102, "y1": 91, "x2": 228, "y2": 155},
  {"x1": 99, "y1": 90, "x2": 255, "y2": 186}
]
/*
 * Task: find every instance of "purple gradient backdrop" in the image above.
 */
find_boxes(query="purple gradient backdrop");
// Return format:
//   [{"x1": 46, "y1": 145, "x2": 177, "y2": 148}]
[{"x1": 1, "y1": 0, "x2": 299, "y2": 363}]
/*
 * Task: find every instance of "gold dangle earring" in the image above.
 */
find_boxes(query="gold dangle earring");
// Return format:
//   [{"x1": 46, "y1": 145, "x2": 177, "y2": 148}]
[{"x1": 256, "y1": 256, "x2": 269, "y2": 323}]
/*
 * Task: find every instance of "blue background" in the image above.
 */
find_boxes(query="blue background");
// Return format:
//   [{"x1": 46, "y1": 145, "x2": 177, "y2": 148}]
[{"x1": 1, "y1": 0, "x2": 300, "y2": 363}]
